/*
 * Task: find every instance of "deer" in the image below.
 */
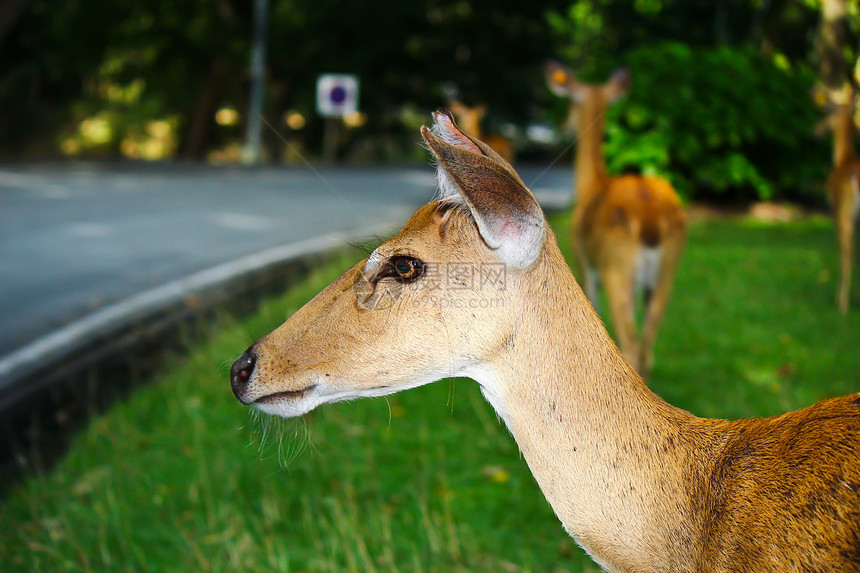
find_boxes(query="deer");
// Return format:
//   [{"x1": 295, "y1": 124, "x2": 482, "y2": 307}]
[
  {"x1": 544, "y1": 62, "x2": 687, "y2": 379},
  {"x1": 230, "y1": 111, "x2": 860, "y2": 573},
  {"x1": 449, "y1": 100, "x2": 515, "y2": 163},
  {"x1": 817, "y1": 87, "x2": 860, "y2": 313}
]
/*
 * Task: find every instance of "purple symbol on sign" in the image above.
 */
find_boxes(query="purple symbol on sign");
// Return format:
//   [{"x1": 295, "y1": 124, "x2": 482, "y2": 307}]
[{"x1": 330, "y1": 86, "x2": 347, "y2": 104}]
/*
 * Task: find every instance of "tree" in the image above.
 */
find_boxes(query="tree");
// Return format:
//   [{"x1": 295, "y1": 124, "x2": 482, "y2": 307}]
[{"x1": 816, "y1": 0, "x2": 857, "y2": 97}]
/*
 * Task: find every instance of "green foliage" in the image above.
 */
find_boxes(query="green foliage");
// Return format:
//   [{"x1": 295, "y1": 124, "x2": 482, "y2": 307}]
[
  {"x1": 2, "y1": 215, "x2": 860, "y2": 571},
  {"x1": 603, "y1": 43, "x2": 831, "y2": 201},
  {"x1": 546, "y1": 0, "x2": 823, "y2": 73},
  {"x1": 545, "y1": 0, "x2": 839, "y2": 202}
]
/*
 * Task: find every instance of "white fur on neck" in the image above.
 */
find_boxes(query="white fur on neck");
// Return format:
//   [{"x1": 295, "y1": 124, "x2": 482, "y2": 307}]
[{"x1": 461, "y1": 364, "x2": 512, "y2": 430}]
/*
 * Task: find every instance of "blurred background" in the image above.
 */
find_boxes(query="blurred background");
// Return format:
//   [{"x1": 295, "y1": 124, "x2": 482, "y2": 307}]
[{"x1": 1, "y1": 0, "x2": 856, "y2": 201}]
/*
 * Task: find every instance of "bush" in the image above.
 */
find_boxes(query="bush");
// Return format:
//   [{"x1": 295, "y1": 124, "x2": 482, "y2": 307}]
[{"x1": 602, "y1": 43, "x2": 830, "y2": 203}]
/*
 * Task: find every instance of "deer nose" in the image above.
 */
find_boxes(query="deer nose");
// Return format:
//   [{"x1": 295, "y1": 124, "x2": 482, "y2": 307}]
[{"x1": 230, "y1": 346, "x2": 257, "y2": 403}]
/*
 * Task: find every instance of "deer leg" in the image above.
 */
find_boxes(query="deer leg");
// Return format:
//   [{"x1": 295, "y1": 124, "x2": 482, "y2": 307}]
[
  {"x1": 602, "y1": 264, "x2": 640, "y2": 373},
  {"x1": 572, "y1": 237, "x2": 601, "y2": 312},
  {"x1": 640, "y1": 233, "x2": 685, "y2": 378},
  {"x1": 583, "y1": 265, "x2": 601, "y2": 313},
  {"x1": 837, "y1": 199, "x2": 854, "y2": 314},
  {"x1": 642, "y1": 285, "x2": 653, "y2": 310}
]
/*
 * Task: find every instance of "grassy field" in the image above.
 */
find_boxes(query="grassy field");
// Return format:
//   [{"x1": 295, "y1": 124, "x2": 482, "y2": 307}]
[{"x1": 2, "y1": 211, "x2": 859, "y2": 572}]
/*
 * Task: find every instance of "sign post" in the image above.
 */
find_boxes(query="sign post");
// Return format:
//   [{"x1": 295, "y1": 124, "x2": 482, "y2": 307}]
[{"x1": 242, "y1": 0, "x2": 268, "y2": 165}]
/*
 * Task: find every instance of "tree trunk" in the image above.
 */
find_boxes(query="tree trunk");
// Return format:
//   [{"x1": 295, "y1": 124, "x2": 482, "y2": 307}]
[{"x1": 817, "y1": 0, "x2": 852, "y2": 94}]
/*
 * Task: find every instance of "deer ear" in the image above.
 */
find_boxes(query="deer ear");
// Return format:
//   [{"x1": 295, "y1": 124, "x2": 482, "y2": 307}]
[
  {"x1": 421, "y1": 111, "x2": 545, "y2": 269},
  {"x1": 545, "y1": 61, "x2": 585, "y2": 102},
  {"x1": 604, "y1": 68, "x2": 630, "y2": 103}
]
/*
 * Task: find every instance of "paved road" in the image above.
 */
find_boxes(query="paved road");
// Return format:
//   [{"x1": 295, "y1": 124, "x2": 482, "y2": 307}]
[{"x1": 0, "y1": 162, "x2": 572, "y2": 365}]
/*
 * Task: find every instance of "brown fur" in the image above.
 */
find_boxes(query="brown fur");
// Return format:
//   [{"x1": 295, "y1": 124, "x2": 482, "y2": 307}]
[
  {"x1": 232, "y1": 112, "x2": 860, "y2": 573},
  {"x1": 546, "y1": 63, "x2": 686, "y2": 378},
  {"x1": 695, "y1": 398, "x2": 860, "y2": 570}
]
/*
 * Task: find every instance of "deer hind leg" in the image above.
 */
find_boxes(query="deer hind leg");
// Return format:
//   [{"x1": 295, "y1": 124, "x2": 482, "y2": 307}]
[
  {"x1": 583, "y1": 265, "x2": 601, "y2": 313},
  {"x1": 601, "y1": 259, "x2": 640, "y2": 373},
  {"x1": 837, "y1": 194, "x2": 855, "y2": 314},
  {"x1": 572, "y1": 237, "x2": 601, "y2": 312},
  {"x1": 639, "y1": 231, "x2": 685, "y2": 378}
]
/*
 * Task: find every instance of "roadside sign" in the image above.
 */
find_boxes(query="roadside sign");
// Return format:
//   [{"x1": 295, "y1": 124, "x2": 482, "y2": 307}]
[{"x1": 316, "y1": 74, "x2": 359, "y2": 118}]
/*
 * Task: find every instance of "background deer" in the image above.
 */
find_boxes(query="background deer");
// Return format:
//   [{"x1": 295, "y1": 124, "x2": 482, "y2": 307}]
[
  {"x1": 817, "y1": 87, "x2": 860, "y2": 313},
  {"x1": 231, "y1": 111, "x2": 860, "y2": 573},
  {"x1": 544, "y1": 62, "x2": 686, "y2": 378},
  {"x1": 449, "y1": 101, "x2": 515, "y2": 163}
]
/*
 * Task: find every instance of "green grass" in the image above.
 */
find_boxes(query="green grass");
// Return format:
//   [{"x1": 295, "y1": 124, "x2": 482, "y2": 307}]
[{"x1": 2, "y1": 213, "x2": 859, "y2": 573}]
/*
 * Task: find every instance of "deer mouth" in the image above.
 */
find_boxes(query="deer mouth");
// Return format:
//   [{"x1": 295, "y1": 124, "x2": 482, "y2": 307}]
[{"x1": 254, "y1": 384, "x2": 318, "y2": 404}]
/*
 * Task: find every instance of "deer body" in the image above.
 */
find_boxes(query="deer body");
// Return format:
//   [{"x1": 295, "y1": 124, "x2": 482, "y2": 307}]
[
  {"x1": 231, "y1": 111, "x2": 860, "y2": 572},
  {"x1": 822, "y1": 98, "x2": 860, "y2": 313},
  {"x1": 546, "y1": 63, "x2": 686, "y2": 377}
]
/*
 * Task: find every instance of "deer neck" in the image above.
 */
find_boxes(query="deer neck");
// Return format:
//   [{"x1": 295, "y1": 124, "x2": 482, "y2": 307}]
[
  {"x1": 464, "y1": 240, "x2": 717, "y2": 572},
  {"x1": 573, "y1": 107, "x2": 609, "y2": 204}
]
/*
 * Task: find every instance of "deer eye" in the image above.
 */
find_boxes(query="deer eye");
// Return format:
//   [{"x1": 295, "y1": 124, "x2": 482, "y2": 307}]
[{"x1": 375, "y1": 256, "x2": 425, "y2": 283}]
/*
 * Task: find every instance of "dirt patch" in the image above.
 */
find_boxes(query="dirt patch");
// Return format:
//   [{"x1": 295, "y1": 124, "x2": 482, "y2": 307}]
[{"x1": 688, "y1": 202, "x2": 826, "y2": 222}]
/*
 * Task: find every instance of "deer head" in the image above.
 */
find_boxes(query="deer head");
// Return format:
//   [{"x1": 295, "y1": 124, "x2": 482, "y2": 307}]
[
  {"x1": 230, "y1": 111, "x2": 546, "y2": 418},
  {"x1": 545, "y1": 61, "x2": 630, "y2": 134}
]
